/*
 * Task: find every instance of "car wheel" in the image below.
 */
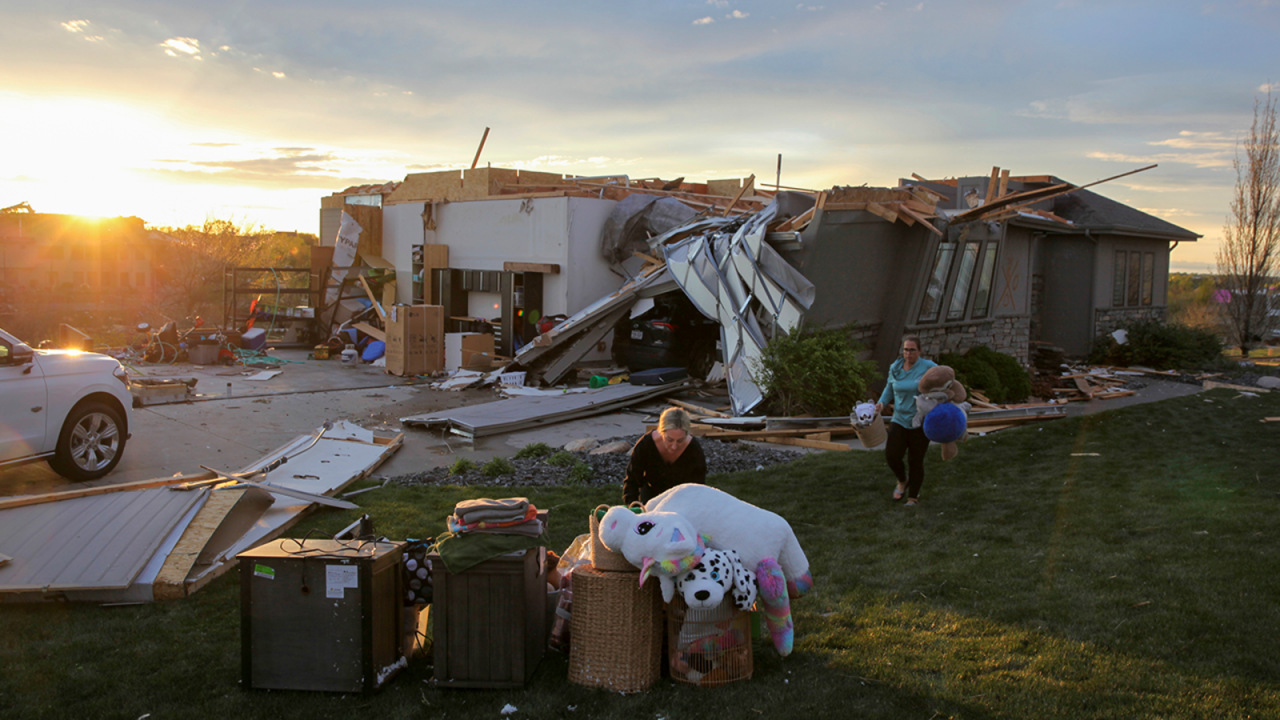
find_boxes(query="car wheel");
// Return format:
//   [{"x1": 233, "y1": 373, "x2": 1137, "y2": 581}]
[{"x1": 49, "y1": 402, "x2": 127, "y2": 482}]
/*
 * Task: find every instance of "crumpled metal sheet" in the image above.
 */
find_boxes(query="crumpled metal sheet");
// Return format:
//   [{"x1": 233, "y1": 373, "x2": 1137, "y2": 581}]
[
  {"x1": 599, "y1": 193, "x2": 699, "y2": 267},
  {"x1": 659, "y1": 198, "x2": 818, "y2": 416}
]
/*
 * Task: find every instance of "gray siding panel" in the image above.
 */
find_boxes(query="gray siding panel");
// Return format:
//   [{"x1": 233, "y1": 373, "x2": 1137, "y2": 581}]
[{"x1": 0, "y1": 488, "x2": 203, "y2": 591}]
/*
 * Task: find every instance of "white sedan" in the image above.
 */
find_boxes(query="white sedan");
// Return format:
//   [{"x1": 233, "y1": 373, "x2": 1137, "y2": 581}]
[{"x1": 0, "y1": 327, "x2": 133, "y2": 481}]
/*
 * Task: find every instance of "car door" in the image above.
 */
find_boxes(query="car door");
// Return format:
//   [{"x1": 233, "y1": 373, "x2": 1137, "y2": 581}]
[{"x1": 0, "y1": 332, "x2": 49, "y2": 462}]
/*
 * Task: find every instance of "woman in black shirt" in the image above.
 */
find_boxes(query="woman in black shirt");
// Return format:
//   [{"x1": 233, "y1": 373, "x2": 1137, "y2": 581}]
[{"x1": 622, "y1": 406, "x2": 707, "y2": 505}]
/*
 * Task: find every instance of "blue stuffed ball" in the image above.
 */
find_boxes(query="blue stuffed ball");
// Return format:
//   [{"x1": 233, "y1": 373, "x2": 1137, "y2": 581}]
[{"x1": 922, "y1": 402, "x2": 966, "y2": 444}]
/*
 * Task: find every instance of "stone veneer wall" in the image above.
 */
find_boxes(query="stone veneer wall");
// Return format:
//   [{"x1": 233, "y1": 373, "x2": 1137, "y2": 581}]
[
  {"x1": 907, "y1": 315, "x2": 1032, "y2": 366},
  {"x1": 1094, "y1": 306, "x2": 1167, "y2": 341}
]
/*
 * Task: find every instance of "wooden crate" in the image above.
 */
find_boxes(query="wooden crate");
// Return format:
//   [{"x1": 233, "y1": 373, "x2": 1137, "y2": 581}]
[{"x1": 430, "y1": 547, "x2": 547, "y2": 688}]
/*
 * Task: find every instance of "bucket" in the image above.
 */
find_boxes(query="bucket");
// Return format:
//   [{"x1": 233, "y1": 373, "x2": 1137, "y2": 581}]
[
  {"x1": 852, "y1": 413, "x2": 887, "y2": 448},
  {"x1": 589, "y1": 505, "x2": 638, "y2": 572},
  {"x1": 188, "y1": 343, "x2": 219, "y2": 365}
]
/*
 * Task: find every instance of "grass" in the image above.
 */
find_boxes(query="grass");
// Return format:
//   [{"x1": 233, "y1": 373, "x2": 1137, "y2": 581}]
[{"x1": 1, "y1": 388, "x2": 1278, "y2": 719}]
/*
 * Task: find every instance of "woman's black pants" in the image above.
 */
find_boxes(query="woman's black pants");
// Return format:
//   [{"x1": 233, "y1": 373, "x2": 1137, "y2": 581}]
[{"x1": 885, "y1": 422, "x2": 930, "y2": 499}]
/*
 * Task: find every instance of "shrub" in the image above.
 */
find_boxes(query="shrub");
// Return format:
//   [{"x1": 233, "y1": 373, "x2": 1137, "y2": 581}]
[
  {"x1": 481, "y1": 457, "x2": 515, "y2": 477},
  {"x1": 1088, "y1": 320, "x2": 1223, "y2": 370},
  {"x1": 515, "y1": 442, "x2": 552, "y2": 459},
  {"x1": 939, "y1": 346, "x2": 1032, "y2": 404},
  {"x1": 447, "y1": 457, "x2": 476, "y2": 476},
  {"x1": 545, "y1": 450, "x2": 578, "y2": 468},
  {"x1": 753, "y1": 324, "x2": 882, "y2": 417},
  {"x1": 566, "y1": 462, "x2": 594, "y2": 486}
]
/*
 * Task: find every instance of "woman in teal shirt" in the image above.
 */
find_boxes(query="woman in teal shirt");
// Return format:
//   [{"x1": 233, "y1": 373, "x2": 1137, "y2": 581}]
[{"x1": 876, "y1": 335, "x2": 936, "y2": 506}]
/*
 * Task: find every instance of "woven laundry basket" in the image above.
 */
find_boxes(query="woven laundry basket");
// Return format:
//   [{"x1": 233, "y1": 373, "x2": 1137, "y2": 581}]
[
  {"x1": 852, "y1": 413, "x2": 887, "y2": 448},
  {"x1": 589, "y1": 505, "x2": 638, "y2": 573},
  {"x1": 567, "y1": 566, "x2": 663, "y2": 693},
  {"x1": 667, "y1": 596, "x2": 753, "y2": 688}
]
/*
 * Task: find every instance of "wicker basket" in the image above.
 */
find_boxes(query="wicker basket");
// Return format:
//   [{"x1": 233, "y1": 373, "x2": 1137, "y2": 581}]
[
  {"x1": 567, "y1": 566, "x2": 663, "y2": 692},
  {"x1": 853, "y1": 413, "x2": 887, "y2": 448},
  {"x1": 667, "y1": 596, "x2": 753, "y2": 687},
  {"x1": 589, "y1": 505, "x2": 637, "y2": 572}
]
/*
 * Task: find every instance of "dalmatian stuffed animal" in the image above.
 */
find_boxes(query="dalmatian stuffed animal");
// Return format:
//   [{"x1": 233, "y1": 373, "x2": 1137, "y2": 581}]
[
  {"x1": 600, "y1": 484, "x2": 813, "y2": 656},
  {"x1": 676, "y1": 548, "x2": 757, "y2": 613}
]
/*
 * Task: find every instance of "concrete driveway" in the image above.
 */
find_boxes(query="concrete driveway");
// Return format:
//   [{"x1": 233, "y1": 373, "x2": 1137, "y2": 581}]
[{"x1": 0, "y1": 350, "x2": 1204, "y2": 499}]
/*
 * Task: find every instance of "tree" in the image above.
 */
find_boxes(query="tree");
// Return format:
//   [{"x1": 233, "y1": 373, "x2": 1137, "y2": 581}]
[
  {"x1": 151, "y1": 217, "x2": 273, "y2": 320},
  {"x1": 1217, "y1": 89, "x2": 1280, "y2": 355}
]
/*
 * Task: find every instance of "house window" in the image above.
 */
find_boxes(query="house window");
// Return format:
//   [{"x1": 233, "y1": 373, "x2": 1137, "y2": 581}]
[
  {"x1": 1126, "y1": 251, "x2": 1141, "y2": 306},
  {"x1": 1141, "y1": 252, "x2": 1154, "y2": 306},
  {"x1": 946, "y1": 242, "x2": 981, "y2": 321},
  {"x1": 918, "y1": 242, "x2": 956, "y2": 323},
  {"x1": 971, "y1": 242, "x2": 998, "y2": 319},
  {"x1": 1112, "y1": 251, "x2": 1127, "y2": 307}
]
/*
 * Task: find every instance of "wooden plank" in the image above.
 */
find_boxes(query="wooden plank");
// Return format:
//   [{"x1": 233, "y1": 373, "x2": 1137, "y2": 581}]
[
  {"x1": 890, "y1": 203, "x2": 916, "y2": 226},
  {"x1": 722, "y1": 174, "x2": 756, "y2": 216},
  {"x1": 358, "y1": 276, "x2": 386, "y2": 320},
  {"x1": 864, "y1": 201, "x2": 899, "y2": 224},
  {"x1": 0, "y1": 473, "x2": 215, "y2": 512},
  {"x1": 503, "y1": 262, "x2": 560, "y2": 275},
  {"x1": 774, "y1": 206, "x2": 815, "y2": 233},
  {"x1": 353, "y1": 322, "x2": 385, "y2": 343},
  {"x1": 804, "y1": 432, "x2": 832, "y2": 442},
  {"x1": 911, "y1": 173, "x2": 928, "y2": 182},
  {"x1": 665, "y1": 398, "x2": 732, "y2": 419},
  {"x1": 896, "y1": 203, "x2": 944, "y2": 236},
  {"x1": 631, "y1": 251, "x2": 663, "y2": 266},
  {"x1": 997, "y1": 169, "x2": 1010, "y2": 197},
  {"x1": 822, "y1": 202, "x2": 868, "y2": 212},
  {"x1": 1203, "y1": 381, "x2": 1270, "y2": 393},
  {"x1": 984, "y1": 166, "x2": 1000, "y2": 205},
  {"x1": 1073, "y1": 376, "x2": 1095, "y2": 399},
  {"x1": 1094, "y1": 390, "x2": 1137, "y2": 400},
  {"x1": 766, "y1": 436, "x2": 849, "y2": 451}
]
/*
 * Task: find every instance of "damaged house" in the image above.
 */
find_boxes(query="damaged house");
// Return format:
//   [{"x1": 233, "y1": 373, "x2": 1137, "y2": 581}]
[{"x1": 317, "y1": 166, "x2": 1197, "y2": 415}]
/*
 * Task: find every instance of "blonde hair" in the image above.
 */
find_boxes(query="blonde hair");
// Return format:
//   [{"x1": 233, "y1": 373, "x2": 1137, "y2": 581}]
[{"x1": 658, "y1": 406, "x2": 693, "y2": 435}]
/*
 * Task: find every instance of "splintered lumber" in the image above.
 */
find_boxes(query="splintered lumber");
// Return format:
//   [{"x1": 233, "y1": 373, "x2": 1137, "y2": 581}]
[
  {"x1": 666, "y1": 398, "x2": 732, "y2": 419},
  {"x1": 1073, "y1": 376, "x2": 1096, "y2": 399},
  {"x1": 1203, "y1": 381, "x2": 1270, "y2": 393},
  {"x1": 0, "y1": 473, "x2": 214, "y2": 512},
  {"x1": 353, "y1": 322, "x2": 386, "y2": 343},
  {"x1": 1094, "y1": 390, "x2": 1137, "y2": 400},
  {"x1": 984, "y1": 167, "x2": 1000, "y2": 205},
  {"x1": 895, "y1": 203, "x2": 944, "y2": 236},
  {"x1": 152, "y1": 488, "x2": 251, "y2": 600},
  {"x1": 765, "y1": 436, "x2": 849, "y2": 451},
  {"x1": 723, "y1": 174, "x2": 756, "y2": 216},
  {"x1": 774, "y1": 206, "x2": 815, "y2": 232}
]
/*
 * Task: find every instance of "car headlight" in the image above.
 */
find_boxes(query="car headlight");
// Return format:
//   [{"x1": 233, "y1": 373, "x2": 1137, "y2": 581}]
[{"x1": 113, "y1": 365, "x2": 130, "y2": 387}]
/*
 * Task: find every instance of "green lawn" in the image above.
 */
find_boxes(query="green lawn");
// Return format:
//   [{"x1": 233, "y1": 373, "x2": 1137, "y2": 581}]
[{"x1": 2, "y1": 387, "x2": 1278, "y2": 719}]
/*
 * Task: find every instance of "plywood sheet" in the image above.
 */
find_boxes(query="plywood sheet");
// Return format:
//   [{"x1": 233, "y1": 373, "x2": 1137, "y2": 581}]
[{"x1": 0, "y1": 488, "x2": 203, "y2": 592}]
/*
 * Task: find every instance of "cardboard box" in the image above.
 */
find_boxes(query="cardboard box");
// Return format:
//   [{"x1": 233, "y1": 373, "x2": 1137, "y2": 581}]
[
  {"x1": 445, "y1": 332, "x2": 496, "y2": 371},
  {"x1": 386, "y1": 305, "x2": 443, "y2": 376}
]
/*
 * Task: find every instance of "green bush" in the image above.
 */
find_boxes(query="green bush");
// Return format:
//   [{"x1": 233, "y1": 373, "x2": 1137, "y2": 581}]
[
  {"x1": 515, "y1": 442, "x2": 552, "y2": 459},
  {"x1": 481, "y1": 457, "x2": 515, "y2": 477},
  {"x1": 939, "y1": 346, "x2": 1032, "y2": 404},
  {"x1": 753, "y1": 324, "x2": 882, "y2": 417},
  {"x1": 566, "y1": 462, "x2": 594, "y2": 486},
  {"x1": 447, "y1": 457, "x2": 476, "y2": 476},
  {"x1": 545, "y1": 450, "x2": 578, "y2": 468},
  {"x1": 1088, "y1": 320, "x2": 1223, "y2": 370}
]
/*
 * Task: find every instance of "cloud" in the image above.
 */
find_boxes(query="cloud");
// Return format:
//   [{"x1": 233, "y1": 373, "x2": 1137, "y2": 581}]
[
  {"x1": 692, "y1": 16, "x2": 715, "y2": 25},
  {"x1": 1086, "y1": 150, "x2": 1231, "y2": 169},
  {"x1": 727, "y1": 10, "x2": 750, "y2": 19},
  {"x1": 1260, "y1": 82, "x2": 1279, "y2": 93},
  {"x1": 1148, "y1": 131, "x2": 1234, "y2": 151},
  {"x1": 707, "y1": 0, "x2": 729, "y2": 6},
  {"x1": 61, "y1": 20, "x2": 89, "y2": 33},
  {"x1": 796, "y1": 4, "x2": 826, "y2": 10},
  {"x1": 191, "y1": 142, "x2": 239, "y2": 148},
  {"x1": 161, "y1": 37, "x2": 201, "y2": 58}
]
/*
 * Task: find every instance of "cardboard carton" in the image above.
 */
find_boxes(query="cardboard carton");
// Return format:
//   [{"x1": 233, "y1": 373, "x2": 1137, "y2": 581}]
[{"x1": 386, "y1": 305, "x2": 443, "y2": 376}]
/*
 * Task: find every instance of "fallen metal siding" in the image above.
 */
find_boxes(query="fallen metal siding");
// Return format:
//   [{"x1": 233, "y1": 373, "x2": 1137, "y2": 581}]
[{"x1": 0, "y1": 488, "x2": 203, "y2": 592}]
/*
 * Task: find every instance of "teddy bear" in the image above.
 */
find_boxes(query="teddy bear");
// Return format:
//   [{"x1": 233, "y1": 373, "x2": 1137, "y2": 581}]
[
  {"x1": 912, "y1": 364, "x2": 971, "y2": 460},
  {"x1": 599, "y1": 484, "x2": 812, "y2": 656}
]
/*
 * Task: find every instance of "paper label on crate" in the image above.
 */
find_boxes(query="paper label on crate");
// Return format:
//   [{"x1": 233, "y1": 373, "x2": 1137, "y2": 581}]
[
  {"x1": 326, "y1": 564, "x2": 359, "y2": 598},
  {"x1": 254, "y1": 564, "x2": 275, "y2": 580}
]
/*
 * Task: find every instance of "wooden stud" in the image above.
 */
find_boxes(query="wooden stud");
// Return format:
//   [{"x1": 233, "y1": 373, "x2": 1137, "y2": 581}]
[
  {"x1": 997, "y1": 169, "x2": 1010, "y2": 198},
  {"x1": 722, "y1": 174, "x2": 756, "y2": 217},
  {"x1": 864, "y1": 201, "x2": 899, "y2": 224},
  {"x1": 983, "y1": 166, "x2": 1000, "y2": 205}
]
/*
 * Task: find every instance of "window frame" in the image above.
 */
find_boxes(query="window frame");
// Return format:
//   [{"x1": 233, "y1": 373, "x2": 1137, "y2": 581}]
[{"x1": 915, "y1": 237, "x2": 1001, "y2": 325}]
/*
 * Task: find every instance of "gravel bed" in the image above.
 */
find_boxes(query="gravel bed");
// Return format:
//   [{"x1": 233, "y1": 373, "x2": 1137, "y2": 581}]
[{"x1": 390, "y1": 436, "x2": 805, "y2": 490}]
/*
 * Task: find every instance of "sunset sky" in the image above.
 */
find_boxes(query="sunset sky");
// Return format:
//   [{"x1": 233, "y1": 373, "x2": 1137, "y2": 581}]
[{"x1": 1, "y1": 1, "x2": 1276, "y2": 272}]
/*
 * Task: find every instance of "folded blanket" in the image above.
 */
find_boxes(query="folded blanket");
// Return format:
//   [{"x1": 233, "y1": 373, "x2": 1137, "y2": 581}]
[
  {"x1": 455, "y1": 497, "x2": 530, "y2": 523},
  {"x1": 433, "y1": 530, "x2": 547, "y2": 574},
  {"x1": 447, "y1": 505, "x2": 538, "y2": 534},
  {"x1": 462, "y1": 519, "x2": 545, "y2": 538}
]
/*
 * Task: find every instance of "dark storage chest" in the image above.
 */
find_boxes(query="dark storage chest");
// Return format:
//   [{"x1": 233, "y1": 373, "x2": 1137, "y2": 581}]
[
  {"x1": 430, "y1": 547, "x2": 547, "y2": 688},
  {"x1": 240, "y1": 539, "x2": 406, "y2": 693}
]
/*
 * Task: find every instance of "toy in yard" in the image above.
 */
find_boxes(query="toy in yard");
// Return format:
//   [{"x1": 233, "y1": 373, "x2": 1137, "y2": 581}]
[
  {"x1": 599, "y1": 485, "x2": 813, "y2": 656},
  {"x1": 913, "y1": 364, "x2": 972, "y2": 461},
  {"x1": 668, "y1": 547, "x2": 758, "y2": 686},
  {"x1": 850, "y1": 400, "x2": 887, "y2": 448}
]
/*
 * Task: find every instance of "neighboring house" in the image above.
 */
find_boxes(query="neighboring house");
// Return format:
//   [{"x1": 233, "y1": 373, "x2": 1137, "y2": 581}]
[
  {"x1": 0, "y1": 211, "x2": 163, "y2": 328},
  {"x1": 794, "y1": 174, "x2": 1199, "y2": 369}
]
